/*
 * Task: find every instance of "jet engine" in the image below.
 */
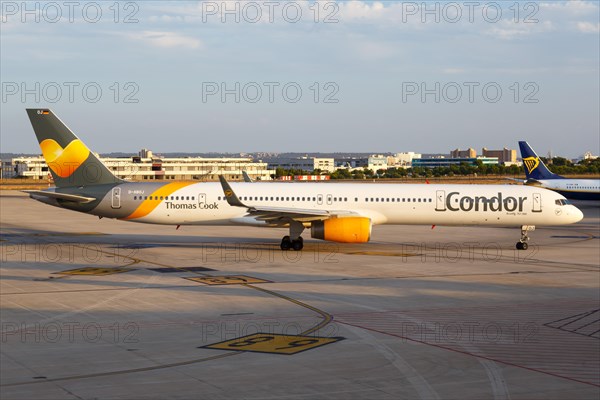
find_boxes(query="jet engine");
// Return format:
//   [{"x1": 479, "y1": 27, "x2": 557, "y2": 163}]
[{"x1": 311, "y1": 217, "x2": 371, "y2": 243}]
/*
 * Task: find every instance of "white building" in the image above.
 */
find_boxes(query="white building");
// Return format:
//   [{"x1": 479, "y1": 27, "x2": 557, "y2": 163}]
[
  {"x1": 267, "y1": 157, "x2": 336, "y2": 173},
  {"x1": 367, "y1": 155, "x2": 388, "y2": 170},
  {"x1": 393, "y1": 152, "x2": 422, "y2": 167},
  {"x1": 4, "y1": 154, "x2": 274, "y2": 181}
]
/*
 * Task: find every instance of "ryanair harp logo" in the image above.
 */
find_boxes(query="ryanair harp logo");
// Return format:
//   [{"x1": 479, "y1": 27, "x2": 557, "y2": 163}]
[{"x1": 522, "y1": 157, "x2": 540, "y2": 174}]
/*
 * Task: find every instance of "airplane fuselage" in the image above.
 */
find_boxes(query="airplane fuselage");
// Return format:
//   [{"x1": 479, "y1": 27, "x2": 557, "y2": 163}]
[
  {"x1": 35, "y1": 182, "x2": 583, "y2": 228},
  {"x1": 529, "y1": 179, "x2": 600, "y2": 201}
]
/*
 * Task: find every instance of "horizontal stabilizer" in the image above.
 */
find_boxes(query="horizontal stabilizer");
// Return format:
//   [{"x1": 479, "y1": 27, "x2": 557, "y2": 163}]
[{"x1": 23, "y1": 190, "x2": 96, "y2": 203}]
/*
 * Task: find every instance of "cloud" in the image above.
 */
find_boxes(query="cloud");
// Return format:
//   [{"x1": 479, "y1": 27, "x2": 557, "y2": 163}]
[
  {"x1": 577, "y1": 21, "x2": 600, "y2": 33},
  {"x1": 338, "y1": 1, "x2": 386, "y2": 20},
  {"x1": 441, "y1": 68, "x2": 467, "y2": 74},
  {"x1": 540, "y1": 1, "x2": 599, "y2": 16},
  {"x1": 484, "y1": 21, "x2": 554, "y2": 40},
  {"x1": 130, "y1": 31, "x2": 202, "y2": 49}
]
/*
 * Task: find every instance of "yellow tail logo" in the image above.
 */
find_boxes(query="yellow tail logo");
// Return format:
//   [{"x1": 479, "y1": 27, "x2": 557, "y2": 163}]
[
  {"x1": 40, "y1": 139, "x2": 90, "y2": 178},
  {"x1": 522, "y1": 156, "x2": 540, "y2": 174}
]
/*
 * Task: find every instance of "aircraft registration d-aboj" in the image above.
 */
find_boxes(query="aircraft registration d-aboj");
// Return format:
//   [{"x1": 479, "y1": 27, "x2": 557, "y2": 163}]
[{"x1": 25, "y1": 109, "x2": 583, "y2": 251}]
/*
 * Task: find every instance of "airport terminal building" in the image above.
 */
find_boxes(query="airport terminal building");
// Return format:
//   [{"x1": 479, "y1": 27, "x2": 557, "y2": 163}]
[{"x1": 2, "y1": 153, "x2": 274, "y2": 181}]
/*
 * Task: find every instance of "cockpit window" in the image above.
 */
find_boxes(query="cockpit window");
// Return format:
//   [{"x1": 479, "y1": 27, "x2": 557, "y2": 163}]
[{"x1": 555, "y1": 199, "x2": 570, "y2": 206}]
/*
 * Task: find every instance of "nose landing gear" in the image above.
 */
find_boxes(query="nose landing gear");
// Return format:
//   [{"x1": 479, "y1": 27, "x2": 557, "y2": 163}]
[{"x1": 516, "y1": 225, "x2": 535, "y2": 250}]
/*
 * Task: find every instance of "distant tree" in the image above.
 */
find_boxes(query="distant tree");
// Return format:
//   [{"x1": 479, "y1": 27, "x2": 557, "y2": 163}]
[
  {"x1": 351, "y1": 169, "x2": 365, "y2": 179},
  {"x1": 329, "y1": 169, "x2": 352, "y2": 179},
  {"x1": 551, "y1": 157, "x2": 571, "y2": 167}
]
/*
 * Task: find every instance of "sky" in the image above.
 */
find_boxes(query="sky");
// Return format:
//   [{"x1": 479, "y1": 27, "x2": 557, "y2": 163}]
[{"x1": 1, "y1": 0, "x2": 599, "y2": 158}]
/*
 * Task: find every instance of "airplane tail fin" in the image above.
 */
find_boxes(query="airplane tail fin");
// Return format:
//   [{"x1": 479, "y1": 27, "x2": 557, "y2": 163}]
[
  {"x1": 518, "y1": 141, "x2": 562, "y2": 180},
  {"x1": 26, "y1": 109, "x2": 122, "y2": 187}
]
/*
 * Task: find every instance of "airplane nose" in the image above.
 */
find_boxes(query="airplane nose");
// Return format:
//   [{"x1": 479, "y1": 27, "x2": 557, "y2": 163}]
[{"x1": 568, "y1": 206, "x2": 584, "y2": 223}]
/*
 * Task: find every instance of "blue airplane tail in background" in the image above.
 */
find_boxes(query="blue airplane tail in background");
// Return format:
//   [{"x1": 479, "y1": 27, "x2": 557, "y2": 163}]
[{"x1": 518, "y1": 141, "x2": 563, "y2": 180}]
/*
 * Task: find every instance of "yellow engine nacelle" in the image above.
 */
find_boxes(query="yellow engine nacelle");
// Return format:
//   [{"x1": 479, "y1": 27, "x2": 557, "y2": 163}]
[{"x1": 311, "y1": 217, "x2": 371, "y2": 243}]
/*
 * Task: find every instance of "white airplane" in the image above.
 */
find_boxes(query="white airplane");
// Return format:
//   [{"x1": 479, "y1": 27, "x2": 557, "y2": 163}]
[
  {"x1": 519, "y1": 141, "x2": 600, "y2": 201},
  {"x1": 24, "y1": 109, "x2": 583, "y2": 251}
]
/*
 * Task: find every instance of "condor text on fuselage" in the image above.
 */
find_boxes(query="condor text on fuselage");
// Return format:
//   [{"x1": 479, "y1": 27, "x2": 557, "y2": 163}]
[{"x1": 442, "y1": 192, "x2": 528, "y2": 213}]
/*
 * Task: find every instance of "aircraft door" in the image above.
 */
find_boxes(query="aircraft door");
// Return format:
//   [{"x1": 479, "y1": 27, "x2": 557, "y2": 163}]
[
  {"x1": 435, "y1": 190, "x2": 446, "y2": 211},
  {"x1": 317, "y1": 194, "x2": 323, "y2": 205},
  {"x1": 111, "y1": 187, "x2": 121, "y2": 209},
  {"x1": 198, "y1": 193, "x2": 206, "y2": 207},
  {"x1": 532, "y1": 193, "x2": 542, "y2": 212},
  {"x1": 326, "y1": 194, "x2": 332, "y2": 205}
]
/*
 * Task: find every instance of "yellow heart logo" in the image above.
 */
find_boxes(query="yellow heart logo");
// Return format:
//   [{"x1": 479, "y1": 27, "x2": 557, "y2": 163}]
[{"x1": 39, "y1": 139, "x2": 90, "y2": 178}]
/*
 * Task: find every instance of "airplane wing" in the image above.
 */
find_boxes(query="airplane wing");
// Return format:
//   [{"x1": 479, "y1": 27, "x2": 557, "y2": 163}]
[
  {"x1": 218, "y1": 176, "x2": 358, "y2": 223},
  {"x1": 23, "y1": 190, "x2": 96, "y2": 203},
  {"x1": 503, "y1": 177, "x2": 544, "y2": 186}
]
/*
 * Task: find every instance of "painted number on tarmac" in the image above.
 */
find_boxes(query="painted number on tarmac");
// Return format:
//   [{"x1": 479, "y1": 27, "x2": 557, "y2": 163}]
[
  {"x1": 186, "y1": 275, "x2": 270, "y2": 285},
  {"x1": 54, "y1": 267, "x2": 132, "y2": 276},
  {"x1": 203, "y1": 333, "x2": 344, "y2": 355}
]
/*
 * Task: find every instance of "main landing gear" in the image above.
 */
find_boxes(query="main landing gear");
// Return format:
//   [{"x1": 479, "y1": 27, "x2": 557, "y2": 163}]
[
  {"x1": 516, "y1": 225, "x2": 535, "y2": 250},
  {"x1": 280, "y1": 221, "x2": 305, "y2": 251}
]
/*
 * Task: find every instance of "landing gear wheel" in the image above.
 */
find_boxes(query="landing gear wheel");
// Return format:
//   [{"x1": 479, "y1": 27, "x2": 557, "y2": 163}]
[
  {"x1": 516, "y1": 225, "x2": 533, "y2": 251},
  {"x1": 280, "y1": 236, "x2": 292, "y2": 251},
  {"x1": 291, "y1": 237, "x2": 304, "y2": 251}
]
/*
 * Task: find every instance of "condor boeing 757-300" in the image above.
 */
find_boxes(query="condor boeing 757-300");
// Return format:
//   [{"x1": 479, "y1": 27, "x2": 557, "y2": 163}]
[{"x1": 24, "y1": 109, "x2": 583, "y2": 251}]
